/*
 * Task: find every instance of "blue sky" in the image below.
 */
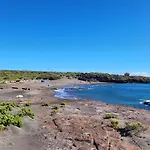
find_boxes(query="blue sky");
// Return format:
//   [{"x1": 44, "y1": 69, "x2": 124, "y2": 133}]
[{"x1": 0, "y1": 0, "x2": 150, "y2": 76}]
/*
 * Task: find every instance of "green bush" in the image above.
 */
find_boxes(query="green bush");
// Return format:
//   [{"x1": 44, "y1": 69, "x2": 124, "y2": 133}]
[
  {"x1": 17, "y1": 108, "x2": 34, "y2": 119},
  {"x1": 119, "y1": 122, "x2": 144, "y2": 136},
  {"x1": 12, "y1": 115, "x2": 24, "y2": 127},
  {"x1": 125, "y1": 122, "x2": 143, "y2": 131},
  {"x1": 60, "y1": 101, "x2": 68, "y2": 106},
  {"x1": 6, "y1": 105, "x2": 13, "y2": 111},
  {"x1": 16, "y1": 104, "x2": 21, "y2": 107},
  {"x1": 8, "y1": 102, "x2": 16, "y2": 107},
  {"x1": 53, "y1": 105, "x2": 60, "y2": 110},
  {"x1": 111, "y1": 121, "x2": 145, "y2": 137},
  {"x1": 0, "y1": 114, "x2": 13, "y2": 126},
  {"x1": 0, "y1": 70, "x2": 150, "y2": 83},
  {"x1": 0, "y1": 125, "x2": 4, "y2": 131},
  {"x1": 111, "y1": 120, "x2": 119, "y2": 129},
  {"x1": 104, "y1": 113, "x2": 117, "y2": 119},
  {"x1": 0, "y1": 102, "x2": 34, "y2": 131},
  {"x1": 0, "y1": 102, "x2": 16, "y2": 107},
  {"x1": 0, "y1": 114, "x2": 23, "y2": 127},
  {"x1": 0, "y1": 106, "x2": 9, "y2": 115},
  {"x1": 51, "y1": 109, "x2": 58, "y2": 115}
]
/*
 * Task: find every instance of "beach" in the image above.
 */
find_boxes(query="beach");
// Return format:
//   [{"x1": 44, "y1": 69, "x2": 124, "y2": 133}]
[{"x1": 0, "y1": 79, "x2": 150, "y2": 150}]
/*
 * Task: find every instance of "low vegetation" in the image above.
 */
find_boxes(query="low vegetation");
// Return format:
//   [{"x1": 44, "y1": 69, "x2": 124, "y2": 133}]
[
  {"x1": 17, "y1": 108, "x2": 34, "y2": 119},
  {"x1": 0, "y1": 124, "x2": 5, "y2": 131},
  {"x1": 16, "y1": 104, "x2": 21, "y2": 107},
  {"x1": 0, "y1": 70, "x2": 150, "y2": 84},
  {"x1": 60, "y1": 101, "x2": 68, "y2": 106},
  {"x1": 104, "y1": 113, "x2": 117, "y2": 119},
  {"x1": 77, "y1": 72, "x2": 150, "y2": 83},
  {"x1": 51, "y1": 109, "x2": 59, "y2": 115},
  {"x1": 111, "y1": 120, "x2": 145, "y2": 137},
  {"x1": 111, "y1": 120, "x2": 119, "y2": 129},
  {"x1": 0, "y1": 102, "x2": 17, "y2": 107},
  {"x1": 0, "y1": 102, "x2": 34, "y2": 131},
  {"x1": 50, "y1": 102, "x2": 68, "y2": 115},
  {"x1": 50, "y1": 103, "x2": 64, "y2": 115},
  {"x1": 0, "y1": 70, "x2": 78, "y2": 81},
  {"x1": 119, "y1": 122, "x2": 145, "y2": 137},
  {"x1": 52, "y1": 105, "x2": 60, "y2": 110}
]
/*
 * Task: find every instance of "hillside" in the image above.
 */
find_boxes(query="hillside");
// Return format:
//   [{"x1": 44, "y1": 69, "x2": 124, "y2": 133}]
[{"x1": 0, "y1": 70, "x2": 150, "y2": 84}]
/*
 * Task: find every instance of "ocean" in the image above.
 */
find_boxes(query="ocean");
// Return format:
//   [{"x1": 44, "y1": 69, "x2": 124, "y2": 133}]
[{"x1": 55, "y1": 83, "x2": 150, "y2": 110}]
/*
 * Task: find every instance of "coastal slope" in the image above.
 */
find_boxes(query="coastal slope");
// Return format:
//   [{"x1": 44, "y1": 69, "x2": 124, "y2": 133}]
[{"x1": 0, "y1": 79, "x2": 149, "y2": 150}]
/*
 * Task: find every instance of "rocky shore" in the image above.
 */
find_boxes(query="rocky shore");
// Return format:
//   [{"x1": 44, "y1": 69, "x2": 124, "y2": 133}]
[{"x1": 0, "y1": 79, "x2": 150, "y2": 150}]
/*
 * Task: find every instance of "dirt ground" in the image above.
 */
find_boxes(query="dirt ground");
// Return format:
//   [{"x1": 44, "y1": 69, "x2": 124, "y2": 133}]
[{"x1": 0, "y1": 79, "x2": 150, "y2": 150}]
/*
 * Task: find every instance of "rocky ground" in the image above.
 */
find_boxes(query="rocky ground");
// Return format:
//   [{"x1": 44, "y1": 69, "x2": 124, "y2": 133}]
[
  {"x1": 0, "y1": 79, "x2": 150, "y2": 150},
  {"x1": 0, "y1": 100, "x2": 150, "y2": 150}
]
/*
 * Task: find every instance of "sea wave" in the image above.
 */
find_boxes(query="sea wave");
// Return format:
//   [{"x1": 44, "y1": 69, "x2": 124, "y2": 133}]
[
  {"x1": 54, "y1": 84, "x2": 100, "y2": 99},
  {"x1": 54, "y1": 88, "x2": 77, "y2": 99},
  {"x1": 54, "y1": 84, "x2": 150, "y2": 110},
  {"x1": 139, "y1": 99, "x2": 150, "y2": 105},
  {"x1": 54, "y1": 84, "x2": 93, "y2": 99}
]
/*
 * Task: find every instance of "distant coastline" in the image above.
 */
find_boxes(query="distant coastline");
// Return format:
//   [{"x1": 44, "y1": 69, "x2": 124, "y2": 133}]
[{"x1": 0, "y1": 70, "x2": 150, "y2": 84}]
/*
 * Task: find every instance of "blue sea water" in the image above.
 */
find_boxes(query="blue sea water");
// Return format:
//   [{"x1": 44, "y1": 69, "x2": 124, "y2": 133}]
[{"x1": 55, "y1": 84, "x2": 150, "y2": 110}]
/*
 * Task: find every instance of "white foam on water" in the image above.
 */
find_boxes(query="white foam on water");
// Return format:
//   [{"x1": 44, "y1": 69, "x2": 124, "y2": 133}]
[
  {"x1": 54, "y1": 84, "x2": 97, "y2": 100},
  {"x1": 139, "y1": 101, "x2": 143, "y2": 104},
  {"x1": 54, "y1": 88, "x2": 77, "y2": 99},
  {"x1": 139, "y1": 99, "x2": 150, "y2": 105},
  {"x1": 54, "y1": 88, "x2": 67, "y2": 98}
]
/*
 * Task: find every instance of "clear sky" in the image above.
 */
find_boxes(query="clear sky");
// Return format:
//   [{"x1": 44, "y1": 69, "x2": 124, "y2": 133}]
[{"x1": 0, "y1": 0, "x2": 150, "y2": 76}]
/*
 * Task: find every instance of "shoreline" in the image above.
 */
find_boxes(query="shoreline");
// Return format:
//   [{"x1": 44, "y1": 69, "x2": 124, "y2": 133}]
[
  {"x1": 53, "y1": 82, "x2": 150, "y2": 111},
  {"x1": 0, "y1": 79, "x2": 150, "y2": 150},
  {"x1": 0, "y1": 79, "x2": 149, "y2": 111},
  {"x1": 1, "y1": 79, "x2": 149, "y2": 111}
]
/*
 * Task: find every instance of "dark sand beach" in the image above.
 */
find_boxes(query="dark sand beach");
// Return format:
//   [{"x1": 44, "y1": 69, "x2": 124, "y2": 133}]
[{"x1": 0, "y1": 79, "x2": 150, "y2": 150}]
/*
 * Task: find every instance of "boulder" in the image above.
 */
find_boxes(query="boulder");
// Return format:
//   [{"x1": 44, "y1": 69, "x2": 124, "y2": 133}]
[{"x1": 143, "y1": 100, "x2": 150, "y2": 106}]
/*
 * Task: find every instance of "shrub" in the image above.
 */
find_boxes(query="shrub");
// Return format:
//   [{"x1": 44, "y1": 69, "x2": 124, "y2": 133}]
[
  {"x1": 0, "y1": 102, "x2": 16, "y2": 107},
  {"x1": 51, "y1": 109, "x2": 58, "y2": 115},
  {"x1": 53, "y1": 105, "x2": 60, "y2": 110},
  {"x1": 0, "y1": 102, "x2": 33, "y2": 131},
  {"x1": 6, "y1": 105, "x2": 13, "y2": 111},
  {"x1": 0, "y1": 106, "x2": 9, "y2": 115},
  {"x1": 60, "y1": 101, "x2": 68, "y2": 106},
  {"x1": 0, "y1": 114, "x2": 23, "y2": 127},
  {"x1": 8, "y1": 102, "x2": 16, "y2": 107},
  {"x1": 0, "y1": 125, "x2": 4, "y2": 131},
  {"x1": 104, "y1": 113, "x2": 117, "y2": 119},
  {"x1": 0, "y1": 114, "x2": 13, "y2": 126},
  {"x1": 111, "y1": 120, "x2": 119, "y2": 129},
  {"x1": 12, "y1": 115, "x2": 24, "y2": 127},
  {"x1": 16, "y1": 104, "x2": 21, "y2": 107},
  {"x1": 125, "y1": 122, "x2": 143, "y2": 130},
  {"x1": 17, "y1": 108, "x2": 34, "y2": 119},
  {"x1": 112, "y1": 121, "x2": 145, "y2": 137}
]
